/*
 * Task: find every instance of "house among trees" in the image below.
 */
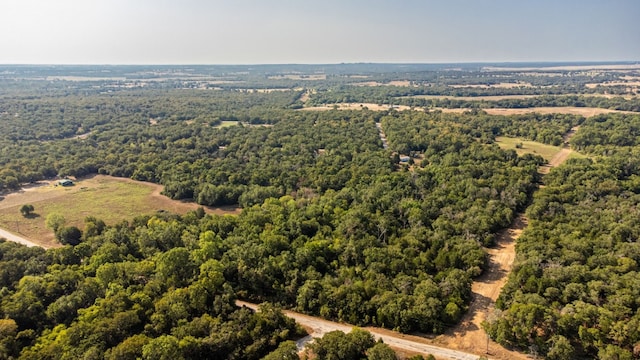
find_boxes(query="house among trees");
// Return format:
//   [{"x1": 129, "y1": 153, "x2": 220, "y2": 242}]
[{"x1": 58, "y1": 179, "x2": 74, "y2": 187}]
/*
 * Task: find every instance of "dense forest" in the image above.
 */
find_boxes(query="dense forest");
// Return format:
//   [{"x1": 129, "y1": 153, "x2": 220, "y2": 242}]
[{"x1": 1, "y1": 64, "x2": 639, "y2": 359}]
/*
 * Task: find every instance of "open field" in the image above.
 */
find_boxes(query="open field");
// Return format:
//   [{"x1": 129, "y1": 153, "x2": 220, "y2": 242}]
[
  {"x1": 301, "y1": 103, "x2": 413, "y2": 111},
  {"x1": 483, "y1": 64, "x2": 640, "y2": 71},
  {"x1": 352, "y1": 80, "x2": 415, "y2": 87},
  {"x1": 407, "y1": 93, "x2": 637, "y2": 101},
  {"x1": 449, "y1": 82, "x2": 533, "y2": 88},
  {"x1": 410, "y1": 94, "x2": 542, "y2": 101},
  {"x1": 215, "y1": 120, "x2": 240, "y2": 128},
  {"x1": 0, "y1": 175, "x2": 239, "y2": 248},
  {"x1": 302, "y1": 104, "x2": 636, "y2": 117},
  {"x1": 481, "y1": 106, "x2": 634, "y2": 116},
  {"x1": 267, "y1": 74, "x2": 326, "y2": 80},
  {"x1": 494, "y1": 136, "x2": 563, "y2": 161}
]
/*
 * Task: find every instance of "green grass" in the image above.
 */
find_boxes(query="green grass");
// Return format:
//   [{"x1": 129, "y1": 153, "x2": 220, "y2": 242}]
[
  {"x1": 0, "y1": 178, "x2": 163, "y2": 247},
  {"x1": 495, "y1": 136, "x2": 562, "y2": 161},
  {"x1": 215, "y1": 120, "x2": 239, "y2": 128}
]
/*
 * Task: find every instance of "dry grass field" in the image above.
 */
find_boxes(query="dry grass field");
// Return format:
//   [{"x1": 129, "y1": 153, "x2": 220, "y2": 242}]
[
  {"x1": 267, "y1": 74, "x2": 326, "y2": 80},
  {"x1": 482, "y1": 107, "x2": 633, "y2": 116},
  {"x1": 0, "y1": 175, "x2": 239, "y2": 248},
  {"x1": 301, "y1": 103, "x2": 413, "y2": 111},
  {"x1": 410, "y1": 94, "x2": 542, "y2": 101},
  {"x1": 449, "y1": 82, "x2": 533, "y2": 88}
]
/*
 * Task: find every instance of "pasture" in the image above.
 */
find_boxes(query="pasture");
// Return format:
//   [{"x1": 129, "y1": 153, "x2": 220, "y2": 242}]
[{"x1": 0, "y1": 175, "x2": 239, "y2": 248}]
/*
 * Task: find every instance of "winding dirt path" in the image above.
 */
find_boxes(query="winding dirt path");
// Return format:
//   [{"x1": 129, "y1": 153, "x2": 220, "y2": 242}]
[
  {"x1": 433, "y1": 216, "x2": 528, "y2": 359},
  {"x1": 434, "y1": 126, "x2": 581, "y2": 358}
]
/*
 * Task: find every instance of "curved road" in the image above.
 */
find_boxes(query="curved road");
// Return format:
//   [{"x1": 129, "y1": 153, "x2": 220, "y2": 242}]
[
  {"x1": 237, "y1": 301, "x2": 487, "y2": 360},
  {"x1": 0, "y1": 227, "x2": 43, "y2": 248}
]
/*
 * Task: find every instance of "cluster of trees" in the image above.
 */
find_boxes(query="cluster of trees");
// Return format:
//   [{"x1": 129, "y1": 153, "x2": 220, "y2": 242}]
[
  {"x1": 1, "y1": 67, "x2": 638, "y2": 358},
  {"x1": 0, "y1": 99, "x2": 548, "y2": 358},
  {"x1": 380, "y1": 110, "x2": 581, "y2": 151},
  {"x1": 0, "y1": 234, "x2": 303, "y2": 359},
  {"x1": 571, "y1": 113, "x2": 640, "y2": 152},
  {"x1": 306, "y1": 328, "x2": 397, "y2": 360}
]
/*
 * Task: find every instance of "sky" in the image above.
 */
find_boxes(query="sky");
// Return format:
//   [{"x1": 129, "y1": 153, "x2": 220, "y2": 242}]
[{"x1": 1, "y1": 0, "x2": 638, "y2": 64}]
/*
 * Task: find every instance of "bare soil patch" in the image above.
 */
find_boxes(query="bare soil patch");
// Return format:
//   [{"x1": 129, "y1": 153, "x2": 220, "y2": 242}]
[
  {"x1": 434, "y1": 216, "x2": 529, "y2": 360},
  {"x1": 435, "y1": 126, "x2": 581, "y2": 358},
  {"x1": 298, "y1": 91, "x2": 311, "y2": 103}
]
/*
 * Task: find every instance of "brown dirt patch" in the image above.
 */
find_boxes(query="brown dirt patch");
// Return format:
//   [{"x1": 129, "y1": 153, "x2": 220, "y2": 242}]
[
  {"x1": 298, "y1": 91, "x2": 311, "y2": 103},
  {"x1": 435, "y1": 126, "x2": 580, "y2": 358},
  {"x1": 434, "y1": 215, "x2": 529, "y2": 360}
]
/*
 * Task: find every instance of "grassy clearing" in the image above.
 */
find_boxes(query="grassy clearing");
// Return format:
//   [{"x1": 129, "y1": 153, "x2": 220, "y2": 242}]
[
  {"x1": 0, "y1": 175, "x2": 239, "y2": 248},
  {"x1": 494, "y1": 136, "x2": 562, "y2": 161},
  {"x1": 215, "y1": 120, "x2": 240, "y2": 128}
]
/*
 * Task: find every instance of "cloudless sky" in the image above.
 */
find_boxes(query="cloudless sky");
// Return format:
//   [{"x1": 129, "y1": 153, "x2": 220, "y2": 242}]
[{"x1": 1, "y1": 0, "x2": 638, "y2": 64}]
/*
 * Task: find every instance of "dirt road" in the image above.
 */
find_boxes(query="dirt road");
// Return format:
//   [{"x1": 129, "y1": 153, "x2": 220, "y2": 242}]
[
  {"x1": 0, "y1": 227, "x2": 44, "y2": 248},
  {"x1": 434, "y1": 126, "x2": 581, "y2": 358},
  {"x1": 433, "y1": 216, "x2": 529, "y2": 359},
  {"x1": 237, "y1": 301, "x2": 485, "y2": 360}
]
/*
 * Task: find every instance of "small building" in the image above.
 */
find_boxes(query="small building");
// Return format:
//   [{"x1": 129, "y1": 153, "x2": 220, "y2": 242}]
[
  {"x1": 58, "y1": 179, "x2": 74, "y2": 187},
  {"x1": 399, "y1": 155, "x2": 411, "y2": 164}
]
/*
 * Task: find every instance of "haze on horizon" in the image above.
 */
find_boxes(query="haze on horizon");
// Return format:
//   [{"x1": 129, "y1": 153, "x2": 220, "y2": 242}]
[{"x1": 1, "y1": 0, "x2": 638, "y2": 65}]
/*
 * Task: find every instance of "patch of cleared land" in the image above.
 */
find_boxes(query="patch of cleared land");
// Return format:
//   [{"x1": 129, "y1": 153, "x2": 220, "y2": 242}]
[
  {"x1": 449, "y1": 82, "x2": 533, "y2": 89},
  {"x1": 434, "y1": 215, "x2": 530, "y2": 360},
  {"x1": 585, "y1": 81, "x2": 640, "y2": 88},
  {"x1": 484, "y1": 64, "x2": 640, "y2": 71},
  {"x1": 214, "y1": 120, "x2": 240, "y2": 128},
  {"x1": 410, "y1": 94, "x2": 542, "y2": 101},
  {"x1": 352, "y1": 80, "x2": 414, "y2": 87},
  {"x1": 301, "y1": 103, "x2": 413, "y2": 111},
  {"x1": 0, "y1": 175, "x2": 239, "y2": 248},
  {"x1": 482, "y1": 107, "x2": 635, "y2": 116},
  {"x1": 494, "y1": 136, "x2": 563, "y2": 162},
  {"x1": 267, "y1": 74, "x2": 326, "y2": 80},
  {"x1": 302, "y1": 104, "x2": 637, "y2": 116},
  {"x1": 407, "y1": 93, "x2": 637, "y2": 101}
]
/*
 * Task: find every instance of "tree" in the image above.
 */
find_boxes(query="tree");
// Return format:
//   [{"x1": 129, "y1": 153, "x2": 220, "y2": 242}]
[
  {"x1": 367, "y1": 342, "x2": 397, "y2": 360},
  {"x1": 19, "y1": 204, "x2": 35, "y2": 217},
  {"x1": 45, "y1": 213, "x2": 66, "y2": 233},
  {"x1": 57, "y1": 226, "x2": 83, "y2": 246},
  {"x1": 261, "y1": 340, "x2": 298, "y2": 360}
]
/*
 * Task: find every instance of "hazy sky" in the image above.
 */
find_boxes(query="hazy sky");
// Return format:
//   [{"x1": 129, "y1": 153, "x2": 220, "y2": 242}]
[{"x1": 1, "y1": 0, "x2": 638, "y2": 64}]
